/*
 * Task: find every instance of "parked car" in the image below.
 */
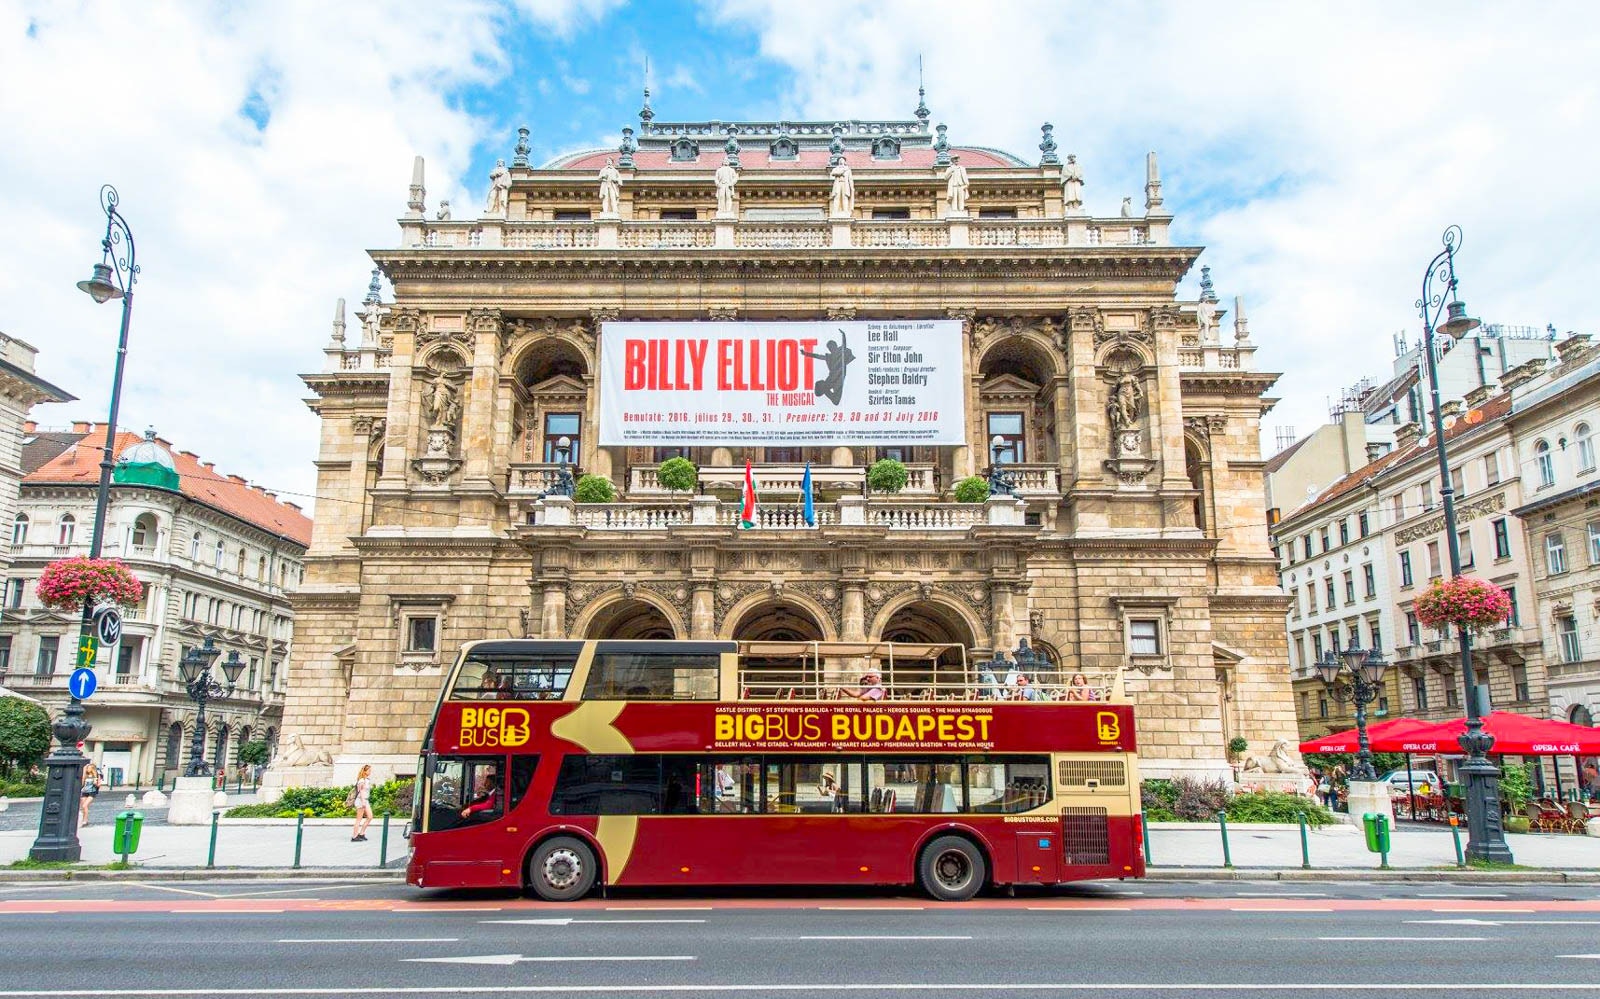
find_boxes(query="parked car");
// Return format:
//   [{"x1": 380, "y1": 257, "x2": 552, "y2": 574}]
[{"x1": 1379, "y1": 769, "x2": 1444, "y2": 793}]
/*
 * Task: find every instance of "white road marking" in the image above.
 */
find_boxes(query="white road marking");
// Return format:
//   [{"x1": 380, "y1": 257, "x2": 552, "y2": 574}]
[
  {"x1": 277, "y1": 938, "x2": 459, "y2": 944},
  {"x1": 817, "y1": 905, "x2": 925, "y2": 911},
  {"x1": 1431, "y1": 908, "x2": 1533, "y2": 913},
  {"x1": 403, "y1": 954, "x2": 696, "y2": 966},
  {"x1": 1027, "y1": 905, "x2": 1131, "y2": 911},
  {"x1": 1412, "y1": 892, "x2": 1507, "y2": 898},
  {"x1": 5, "y1": 981, "x2": 1600, "y2": 994},
  {"x1": 220, "y1": 883, "x2": 377, "y2": 899},
  {"x1": 186, "y1": 909, "x2": 284, "y2": 914},
  {"x1": 793, "y1": 935, "x2": 973, "y2": 941},
  {"x1": 0, "y1": 910, "x2": 58, "y2": 914},
  {"x1": 604, "y1": 905, "x2": 713, "y2": 911},
  {"x1": 1229, "y1": 907, "x2": 1334, "y2": 912},
  {"x1": 1562, "y1": 955, "x2": 1600, "y2": 960},
  {"x1": 134, "y1": 884, "x2": 219, "y2": 899},
  {"x1": 1232, "y1": 892, "x2": 1328, "y2": 898},
  {"x1": 395, "y1": 906, "x2": 502, "y2": 912},
  {"x1": 1411, "y1": 919, "x2": 1600, "y2": 927},
  {"x1": 1317, "y1": 936, "x2": 1488, "y2": 942},
  {"x1": 483, "y1": 918, "x2": 706, "y2": 925}
]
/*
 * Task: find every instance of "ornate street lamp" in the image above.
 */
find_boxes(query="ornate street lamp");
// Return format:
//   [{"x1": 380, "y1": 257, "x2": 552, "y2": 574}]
[
  {"x1": 178, "y1": 639, "x2": 244, "y2": 777},
  {"x1": 1315, "y1": 646, "x2": 1390, "y2": 781},
  {"x1": 1415, "y1": 225, "x2": 1512, "y2": 863},
  {"x1": 548, "y1": 434, "x2": 576, "y2": 497},
  {"x1": 985, "y1": 434, "x2": 1016, "y2": 497},
  {"x1": 30, "y1": 185, "x2": 139, "y2": 862}
]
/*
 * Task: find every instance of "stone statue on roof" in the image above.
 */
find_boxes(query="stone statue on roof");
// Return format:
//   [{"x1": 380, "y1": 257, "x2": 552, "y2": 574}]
[
  {"x1": 1120, "y1": 196, "x2": 1133, "y2": 218},
  {"x1": 435, "y1": 200, "x2": 451, "y2": 221},
  {"x1": 598, "y1": 158, "x2": 621, "y2": 217},
  {"x1": 829, "y1": 163, "x2": 854, "y2": 218},
  {"x1": 1062, "y1": 154, "x2": 1084, "y2": 214},
  {"x1": 485, "y1": 159, "x2": 511, "y2": 217},
  {"x1": 943, "y1": 156, "x2": 969, "y2": 217},
  {"x1": 714, "y1": 161, "x2": 738, "y2": 219}
]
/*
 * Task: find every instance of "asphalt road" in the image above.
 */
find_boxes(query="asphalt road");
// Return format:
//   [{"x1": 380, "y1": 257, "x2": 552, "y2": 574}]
[{"x1": 5, "y1": 880, "x2": 1600, "y2": 996}]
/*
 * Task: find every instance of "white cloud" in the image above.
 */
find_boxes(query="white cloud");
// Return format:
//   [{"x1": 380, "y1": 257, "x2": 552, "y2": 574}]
[
  {"x1": 710, "y1": 0, "x2": 1600, "y2": 450},
  {"x1": 0, "y1": 0, "x2": 514, "y2": 514},
  {"x1": 510, "y1": 0, "x2": 625, "y2": 38}
]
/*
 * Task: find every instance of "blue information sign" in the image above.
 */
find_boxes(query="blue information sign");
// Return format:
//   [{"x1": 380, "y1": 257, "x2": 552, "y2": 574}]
[{"x1": 69, "y1": 667, "x2": 98, "y2": 700}]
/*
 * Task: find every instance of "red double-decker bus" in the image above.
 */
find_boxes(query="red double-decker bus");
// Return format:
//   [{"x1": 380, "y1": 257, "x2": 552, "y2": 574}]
[{"x1": 406, "y1": 639, "x2": 1143, "y2": 901}]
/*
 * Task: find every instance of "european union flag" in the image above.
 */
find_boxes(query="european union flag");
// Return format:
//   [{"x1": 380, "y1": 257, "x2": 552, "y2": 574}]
[{"x1": 801, "y1": 462, "x2": 815, "y2": 527}]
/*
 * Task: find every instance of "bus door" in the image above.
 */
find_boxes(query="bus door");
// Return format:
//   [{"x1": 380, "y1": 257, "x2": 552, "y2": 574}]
[{"x1": 421, "y1": 754, "x2": 537, "y2": 887}]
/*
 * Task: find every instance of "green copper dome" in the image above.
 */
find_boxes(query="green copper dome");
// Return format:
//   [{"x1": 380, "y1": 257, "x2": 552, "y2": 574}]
[{"x1": 112, "y1": 428, "x2": 180, "y2": 491}]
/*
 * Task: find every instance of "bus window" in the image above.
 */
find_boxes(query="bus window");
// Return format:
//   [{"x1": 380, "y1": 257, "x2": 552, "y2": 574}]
[
  {"x1": 509, "y1": 756, "x2": 540, "y2": 812},
  {"x1": 550, "y1": 755, "x2": 663, "y2": 815},
  {"x1": 866, "y1": 758, "x2": 962, "y2": 813},
  {"x1": 965, "y1": 755, "x2": 1052, "y2": 812},
  {"x1": 583, "y1": 650, "x2": 719, "y2": 700},
  {"x1": 761, "y1": 758, "x2": 865, "y2": 814},
  {"x1": 451, "y1": 651, "x2": 577, "y2": 701},
  {"x1": 426, "y1": 756, "x2": 507, "y2": 832}
]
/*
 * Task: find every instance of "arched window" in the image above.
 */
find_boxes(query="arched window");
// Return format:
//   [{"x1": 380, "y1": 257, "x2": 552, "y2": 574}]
[
  {"x1": 165, "y1": 722, "x2": 183, "y2": 773},
  {"x1": 1536, "y1": 440, "x2": 1556, "y2": 488},
  {"x1": 1578, "y1": 423, "x2": 1596, "y2": 474},
  {"x1": 256, "y1": 555, "x2": 266, "y2": 580},
  {"x1": 1571, "y1": 704, "x2": 1595, "y2": 727},
  {"x1": 190, "y1": 532, "x2": 202, "y2": 561},
  {"x1": 236, "y1": 548, "x2": 247, "y2": 576},
  {"x1": 10, "y1": 514, "x2": 26, "y2": 546},
  {"x1": 214, "y1": 540, "x2": 225, "y2": 569},
  {"x1": 130, "y1": 513, "x2": 156, "y2": 550},
  {"x1": 57, "y1": 514, "x2": 75, "y2": 546},
  {"x1": 278, "y1": 563, "x2": 287, "y2": 587}
]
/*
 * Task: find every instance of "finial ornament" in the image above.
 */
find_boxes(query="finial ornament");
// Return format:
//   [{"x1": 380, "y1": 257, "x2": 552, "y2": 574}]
[
  {"x1": 406, "y1": 156, "x2": 425, "y2": 218},
  {"x1": 1144, "y1": 151, "x2": 1164, "y2": 212},
  {"x1": 512, "y1": 126, "x2": 531, "y2": 168},
  {"x1": 364, "y1": 268, "x2": 382, "y2": 305},
  {"x1": 829, "y1": 124, "x2": 845, "y2": 166},
  {"x1": 1234, "y1": 295, "x2": 1252, "y2": 345},
  {"x1": 1038, "y1": 123, "x2": 1059, "y2": 165},
  {"x1": 915, "y1": 56, "x2": 930, "y2": 126},
  {"x1": 724, "y1": 126, "x2": 741, "y2": 169},
  {"x1": 639, "y1": 84, "x2": 654, "y2": 128},
  {"x1": 332, "y1": 298, "x2": 346, "y2": 345},
  {"x1": 1199, "y1": 265, "x2": 1217, "y2": 303},
  {"x1": 934, "y1": 123, "x2": 951, "y2": 166},
  {"x1": 618, "y1": 126, "x2": 636, "y2": 168}
]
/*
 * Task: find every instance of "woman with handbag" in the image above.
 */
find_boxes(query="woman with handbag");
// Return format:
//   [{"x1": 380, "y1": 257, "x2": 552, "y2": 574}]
[
  {"x1": 79, "y1": 762, "x2": 102, "y2": 827},
  {"x1": 349, "y1": 764, "x2": 374, "y2": 842}
]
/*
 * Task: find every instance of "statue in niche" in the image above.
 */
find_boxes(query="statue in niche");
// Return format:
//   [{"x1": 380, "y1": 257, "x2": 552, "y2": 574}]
[
  {"x1": 829, "y1": 163, "x2": 855, "y2": 218},
  {"x1": 1062, "y1": 154, "x2": 1084, "y2": 212},
  {"x1": 943, "y1": 155, "x2": 969, "y2": 216},
  {"x1": 598, "y1": 158, "x2": 621, "y2": 217},
  {"x1": 1106, "y1": 371, "x2": 1144, "y2": 435},
  {"x1": 485, "y1": 159, "x2": 511, "y2": 216},
  {"x1": 714, "y1": 160, "x2": 738, "y2": 218},
  {"x1": 422, "y1": 368, "x2": 464, "y2": 441}
]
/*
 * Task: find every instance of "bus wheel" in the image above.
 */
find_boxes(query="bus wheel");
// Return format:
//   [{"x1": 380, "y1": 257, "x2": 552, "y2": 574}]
[
  {"x1": 917, "y1": 835, "x2": 985, "y2": 902},
  {"x1": 527, "y1": 837, "x2": 597, "y2": 901}
]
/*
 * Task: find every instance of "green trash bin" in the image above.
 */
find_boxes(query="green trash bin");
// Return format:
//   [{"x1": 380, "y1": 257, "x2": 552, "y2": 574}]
[
  {"x1": 1361, "y1": 812, "x2": 1391, "y2": 854},
  {"x1": 113, "y1": 810, "x2": 143, "y2": 861}
]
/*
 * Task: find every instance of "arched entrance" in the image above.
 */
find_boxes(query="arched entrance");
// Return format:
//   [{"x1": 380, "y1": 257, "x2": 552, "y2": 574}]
[
  {"x1": 880, "y1": 600, "x2": 979, "y2": 687},
  {"x1": 730, "y1": 600, "x2": 828, "y2": 697},
  {"x1": 583, "y1": 598, "x2": 677, "y2": 640}
]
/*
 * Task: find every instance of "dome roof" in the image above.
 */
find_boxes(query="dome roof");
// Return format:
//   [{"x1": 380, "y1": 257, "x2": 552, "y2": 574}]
[{"x1": 118, "y1": 428, "x2": 175, "y2": 470}]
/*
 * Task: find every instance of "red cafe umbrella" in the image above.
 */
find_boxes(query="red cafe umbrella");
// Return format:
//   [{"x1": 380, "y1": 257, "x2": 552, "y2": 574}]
[
  {"x1": 1390, "y1": 711, "x2": 1600, "y2": 756},
  {"x1": 1299, "y1": 717, "x2": 1433, "y2": 755}
]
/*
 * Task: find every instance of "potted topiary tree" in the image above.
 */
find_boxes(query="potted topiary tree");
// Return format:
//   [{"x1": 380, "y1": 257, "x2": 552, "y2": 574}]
[
  {"x1": 573, "y1": 475, "x2": 617, "y2": 503},
  {"x1": 867, "y1": 458, "x2": 909, "y2": 495},
  {"x1": 657, "y1": 456, "x2": 697, "y2": 496},
  {"x1": 953, "y1": 475, "x2": 989, "y2": 504},
  {"x1": 1227, "y1": 736, "x2": 1250, "y2": 761}
]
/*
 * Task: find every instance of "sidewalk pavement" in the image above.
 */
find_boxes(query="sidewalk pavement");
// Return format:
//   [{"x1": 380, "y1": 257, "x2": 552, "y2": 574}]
[{"x1": 2, "y1": 815, "x2": 1598, "y2": 874}]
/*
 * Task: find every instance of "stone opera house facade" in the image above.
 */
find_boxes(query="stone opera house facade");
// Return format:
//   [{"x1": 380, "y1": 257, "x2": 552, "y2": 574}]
[{"x1": 270, "y1": 100, "x2": 1298, "y2": 787}]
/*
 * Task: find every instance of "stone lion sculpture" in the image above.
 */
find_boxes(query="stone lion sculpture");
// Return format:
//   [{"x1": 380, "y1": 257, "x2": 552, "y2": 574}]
[
  {"x1": 279, "y1": 733, "x2": 333, "y2": 768},
  {"x1": 1241, "y1": 738, "x2": 1298, "y2": 774}
]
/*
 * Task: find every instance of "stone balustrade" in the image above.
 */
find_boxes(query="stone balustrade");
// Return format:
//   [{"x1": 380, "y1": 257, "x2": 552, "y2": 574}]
[
  {"x1": 399, "y1": 216, "x2": 1167, "y2": 252},
  {"x1": 529, "y1": 494, "x2": 1027, "y2": 532}
]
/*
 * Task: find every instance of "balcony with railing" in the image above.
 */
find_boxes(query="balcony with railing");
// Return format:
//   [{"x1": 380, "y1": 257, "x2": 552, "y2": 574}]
[
  {"x1": 506, "y1": 461, "x2": 1060, "y2": 502},
  {"x1": 524, "y1": 493, "x2": 1031, "y2": 534}
]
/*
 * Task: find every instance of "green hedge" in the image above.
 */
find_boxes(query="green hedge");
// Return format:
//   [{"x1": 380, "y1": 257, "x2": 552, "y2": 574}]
[
  {"x1": 0, "y1": 779, "x2": 45, "y2": 798},
  {"x1": 1140, "y1": 777, "x2": 1333, "y2": 827},
  {"x1": 225, "y1": 778, "x2": 414, "y2": 819}
]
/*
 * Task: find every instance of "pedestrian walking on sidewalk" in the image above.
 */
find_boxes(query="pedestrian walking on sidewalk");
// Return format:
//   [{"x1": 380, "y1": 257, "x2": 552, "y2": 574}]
[
  {"x1": 350, "y1": 765, "x2": 373, "y2": 842},
  {"x1": 79, "y1": 763, "x2": 102, "y2": 827}
]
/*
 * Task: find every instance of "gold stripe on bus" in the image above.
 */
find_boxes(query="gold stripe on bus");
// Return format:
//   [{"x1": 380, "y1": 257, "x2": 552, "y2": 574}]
[
  {"x1": 548, "y1": 701, "x2": 633, "y2": 754},
  {"x1": 596, "y1": 814, "x2": 638, "y2": 882}
]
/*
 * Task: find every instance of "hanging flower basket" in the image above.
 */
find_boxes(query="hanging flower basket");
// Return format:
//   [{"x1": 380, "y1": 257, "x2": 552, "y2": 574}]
[
  {"x1": 1413, "y1": 575, "x2": 1512, "y2": 631},
  {"x1": 35, "y1": 557, "x2": 143, "y2": 611}
]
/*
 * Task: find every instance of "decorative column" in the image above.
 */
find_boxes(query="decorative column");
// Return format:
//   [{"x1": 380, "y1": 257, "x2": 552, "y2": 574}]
[
  {"x1": 460, "y1": 309, "x2": 503, "y2": 490},
  {"x1": 691, "y1": 585, "x2": 715, "y2": 639},
  {"x1": 540, "y1": 584, "x2": 566, "y2": 639}
]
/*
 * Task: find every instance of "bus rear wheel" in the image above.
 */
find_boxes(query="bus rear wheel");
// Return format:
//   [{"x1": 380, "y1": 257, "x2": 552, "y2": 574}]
[
  {"x1": 917, "y1": 835, "x2": 985, "y2": 902},
  {"x1": 527, "y1": 836, "x2": 597, "y2": 901}
]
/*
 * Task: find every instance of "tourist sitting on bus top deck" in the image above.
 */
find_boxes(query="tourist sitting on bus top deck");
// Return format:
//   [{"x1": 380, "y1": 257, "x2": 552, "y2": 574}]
[
  {"x1": 477, "y1": 670, "x2": 509, "y2": 699},
  {"x1": 461, "y1": 771, "x2": 501, "y2": 818},
  {"x1": 1014, "y1": 675, "x2": 1042, "y2": 701},
  {"x1": 843, "y1": 671, "x2": 885, "y2": 700},
  {"x1": 1065, "y1": 672, "x2": 1095, "y2": 701}
]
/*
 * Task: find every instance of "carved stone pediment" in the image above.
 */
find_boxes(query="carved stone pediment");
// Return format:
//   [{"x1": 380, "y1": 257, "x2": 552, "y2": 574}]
[{"x1": 978, "y1": 373, "x2": 1044, "y2": 400}]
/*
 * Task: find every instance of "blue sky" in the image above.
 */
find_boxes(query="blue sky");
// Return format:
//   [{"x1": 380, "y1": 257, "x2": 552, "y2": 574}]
[{"x1": 2, "y1": 1, "x2": 1596, "y2": 511}]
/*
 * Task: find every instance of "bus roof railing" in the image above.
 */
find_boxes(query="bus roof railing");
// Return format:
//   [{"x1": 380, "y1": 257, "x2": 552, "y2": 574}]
[{"x1": 737, "y1": 641, "x2": 964, "y2": 662}]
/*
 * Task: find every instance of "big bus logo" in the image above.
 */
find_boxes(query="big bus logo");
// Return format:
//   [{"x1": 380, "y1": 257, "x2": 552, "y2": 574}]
[
  {"x1": 1095, "y1": 711, "x2": 1120, "y2": 743},
  {"x1": 459, "y1": 707, "x2": 531, "y2": 748}
]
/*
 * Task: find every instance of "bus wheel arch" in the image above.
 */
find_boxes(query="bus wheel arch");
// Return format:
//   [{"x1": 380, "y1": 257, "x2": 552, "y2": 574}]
[
  {"x1": 523, "y1": 831, "x2": 604, "y2": 901},
  {"x1": 913, "y1": 828, "x2": 993, "y2": 902}
]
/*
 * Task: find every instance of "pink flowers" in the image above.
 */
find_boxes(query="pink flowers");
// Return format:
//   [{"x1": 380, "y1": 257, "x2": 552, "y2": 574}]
[
  {"x1": 35, "y1": 557, "x2": 143, "y2": 611},
  {"x1": 1414, "y1": 575, "x2": 1513, "y2": 630}
]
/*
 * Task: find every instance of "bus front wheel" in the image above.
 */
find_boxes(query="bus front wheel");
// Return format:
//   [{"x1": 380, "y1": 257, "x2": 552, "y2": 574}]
[
  {"x1": 917, "y1": 835, "x2": 986, "y2": 902},
  {"x1": 527, "y1": 836, "x2": 598, "y2": 901}
]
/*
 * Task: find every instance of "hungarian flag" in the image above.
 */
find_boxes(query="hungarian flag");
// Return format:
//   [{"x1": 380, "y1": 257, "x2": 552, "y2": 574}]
[{"x1": 739, "y1": 461, "x2": 758, "y2": 529}]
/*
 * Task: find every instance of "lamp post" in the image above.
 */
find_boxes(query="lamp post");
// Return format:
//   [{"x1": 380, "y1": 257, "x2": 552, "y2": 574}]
[
  {"x1": 985, "y1": 434, "x2": 1016, "y2": 497},
  {"x1": 549, "y1": 435, "x2": 575, "y2": 497},
  {"x1": 1315, "y1": 646, "x2": 1390, "y2": 782},
  {"x1": 29, "y1": 185, "x2": 139, "y2": 862},
  {"x1": 1415, "y1": 225, "x2": 1513, "y2": 863},
  {"x1": 177, "y1": 639, "x2": 245, "y2": 777}
]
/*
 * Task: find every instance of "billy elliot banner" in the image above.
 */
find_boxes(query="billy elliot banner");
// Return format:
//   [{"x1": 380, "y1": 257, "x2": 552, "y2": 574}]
[{"x1": 598, "y1": 319, "x2": 967, "y2": 446}]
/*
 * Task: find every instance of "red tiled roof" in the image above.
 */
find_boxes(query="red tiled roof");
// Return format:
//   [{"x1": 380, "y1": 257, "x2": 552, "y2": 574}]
[
  {"x1": 553, "y1": 146, "x2": 1018, "y2": 171},
  {"x1": 24, "y1": 426, "x2": 311, "y2": 548},
  {"x1": 1282, "y1": 393, "x2": 1513, "y2": 522}
]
